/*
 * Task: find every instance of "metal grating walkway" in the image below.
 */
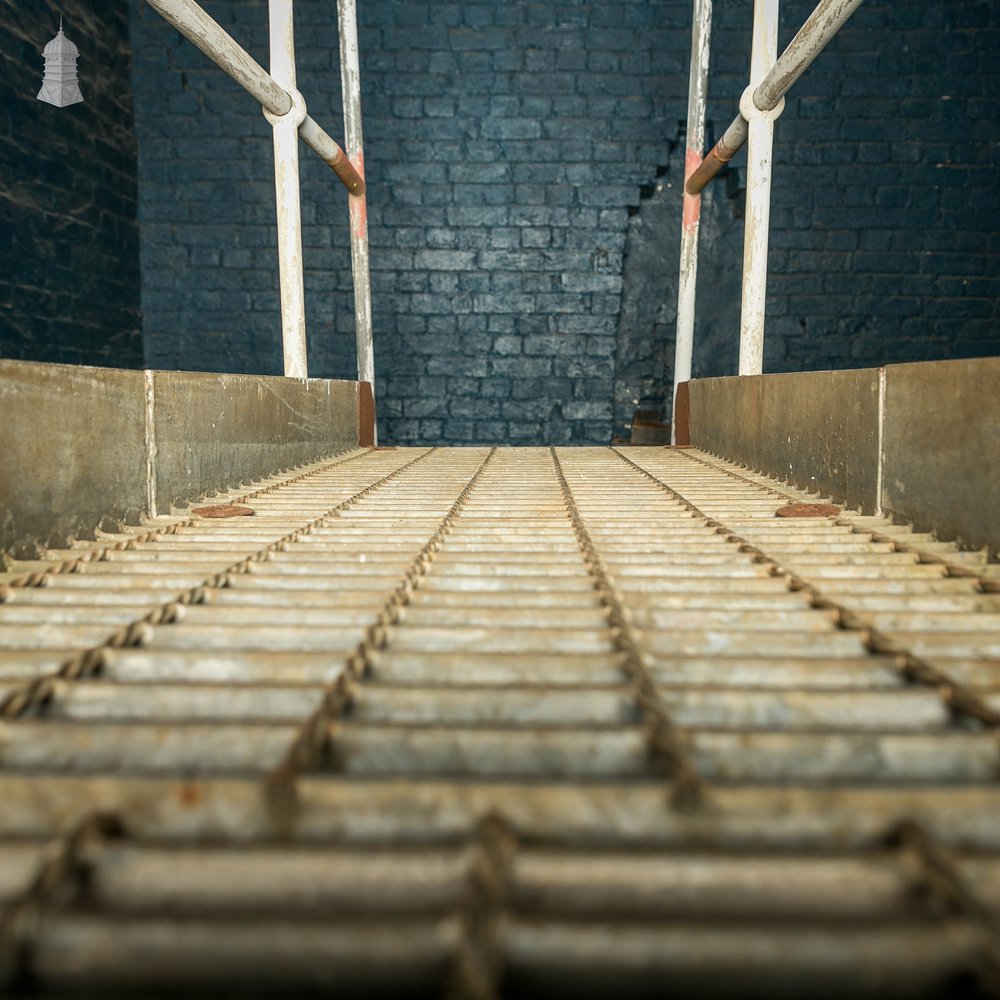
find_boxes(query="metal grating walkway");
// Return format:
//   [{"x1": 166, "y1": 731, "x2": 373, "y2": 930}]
[{"x1": 1, "y1": 446, "x2": 999, "y2": 998}]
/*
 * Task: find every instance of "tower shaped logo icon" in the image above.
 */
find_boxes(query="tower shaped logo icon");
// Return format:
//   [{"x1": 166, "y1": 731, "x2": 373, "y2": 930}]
[{"x1": 37, "y1": 18, "x2": 84, "y2": 107}]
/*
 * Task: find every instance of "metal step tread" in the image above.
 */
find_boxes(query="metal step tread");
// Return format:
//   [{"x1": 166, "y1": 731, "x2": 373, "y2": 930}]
[{"x1": 1, "y1": 444, "x2": 997, "y2": 995}]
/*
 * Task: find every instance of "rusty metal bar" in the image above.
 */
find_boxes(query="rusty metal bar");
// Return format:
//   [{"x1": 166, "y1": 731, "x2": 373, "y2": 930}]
[
  {"x1": 4, "y1": 773, "x2": 1000, "y2": 847},
  {"x1": 686, "y1": 0, "x2": 866, "y2": 196},
  {"x1": 15, "y1": 914, "x2": 986, "y2": 996},
  {"x1": 31, "y1": 841, "x2": 992, "y2": 921},
  {"x1": 0, "y1": 449, "x2": 434, "y2": 719},
  {"x1": 672, "y1": 0, "x2": 713, "y2": 441}
]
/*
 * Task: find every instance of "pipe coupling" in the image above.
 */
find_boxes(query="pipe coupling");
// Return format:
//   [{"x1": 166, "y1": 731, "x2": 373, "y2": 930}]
[
  {"x1": 263, "y1": 86, "x2": 307, "y2": 129},
  {"x1": 739, "y1": 86, "x2": 785, "y2": 124}
]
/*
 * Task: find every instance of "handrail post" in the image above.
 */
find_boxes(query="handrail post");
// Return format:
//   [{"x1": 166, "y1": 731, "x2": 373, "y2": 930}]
[
  {"x1": 672, "y1": 0, "x2": 713, "y2": 442},
  {"x1": 337, "y1": 0, "x2": 376, "y2": 439},
  {"x1": 146, "y1": 0, "x2": 365, "y2": 194},
  {"x1": 738, "y1": 0, "x2": 783, "y2": 375},
  {"x1": 264, "y1": 0, "x2": 308, "y2": 378}
]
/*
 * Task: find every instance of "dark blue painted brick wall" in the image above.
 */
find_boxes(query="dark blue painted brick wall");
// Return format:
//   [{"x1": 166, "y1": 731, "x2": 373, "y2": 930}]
[
  {"x1": 1, "y1": 1, "x2": 142, "y2": 367},
  {"x1": 129, "y1": 0, "x2": 1000, "y2": 444}
]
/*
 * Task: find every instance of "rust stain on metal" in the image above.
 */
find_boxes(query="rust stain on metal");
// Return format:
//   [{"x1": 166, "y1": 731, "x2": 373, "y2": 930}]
[
  {"x1": 682, "y1": 148, "x2": 703, "y2": 231},
  {"x1": 178, "y1": 782, "x2": 203, "y2": 807},
  {"x1": 775, "y1": 503, "x2": 842, "y2": 518},
  {"x1": 673, "y1": 381, "x2": 692, "y2": 446},
  {"x1": 191, "y1": 504, "x2": 256, "y2": 518},
  {"x1": 358, "y1": 381, "x2": 376, "y2": 448},
  {"x1": 686, "y1": 142, "x2": 738, "y2": 195},
  {"x1": 350, "y1": 152, "x2": 368, "y2": 238},
  {"x1": 328, "y1": 147, "x2": 366, "y2": 196}
]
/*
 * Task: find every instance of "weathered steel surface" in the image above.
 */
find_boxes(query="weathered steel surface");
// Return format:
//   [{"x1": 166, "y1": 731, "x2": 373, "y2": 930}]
[
  {"x1": 0, "y1": 361, "x2": 365, "y2": 559},
  {"x1": 147, "y1": 369, "x2": 360, "y2": 511},
  {"x1": 0, "y1": 360, "x2": 147, "y2": 558},
  {"x1": 1, "y1": 445, "x2": 999, "y2": 995},
  {"x1": 144, "y1": 0, "x2": 364, "y2": 194},
  {"x1": 882, "y1": 357, "x2": 1000, "y2": 558},
  {"x1": 688, "y1": 367, "x2": 881, "y2": 511},
  {"x1": 689, "y1": 360, "x2": 1000, "y2": 555}
]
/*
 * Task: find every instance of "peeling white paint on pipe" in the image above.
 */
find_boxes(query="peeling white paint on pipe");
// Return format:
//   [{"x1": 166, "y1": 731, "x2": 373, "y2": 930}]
[
  {"x1": 672, "y1": 0, "x2": 713, "y2": 443},
  {"x1": 265, "y1": 0, "x2": 308, "y2": 379},
  {"x1": 337, "y1": 0, "x2": 377, "y2": 442},
  {"x1": 145, "y1": 0, "x2": 363, "y2": 193},
  {"x1": 753, "y1": 0, "x2": 866, "y2": 112},
  {"x1": 686, "y1": 0, "x2": 865, "y2": 196},
  {"x1": 738, "y1": 0, "x2": 782, "y2": 376}
]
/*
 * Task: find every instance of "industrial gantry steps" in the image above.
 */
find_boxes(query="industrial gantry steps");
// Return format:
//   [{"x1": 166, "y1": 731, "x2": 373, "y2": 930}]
[{"x1": 1, "y1": 446, "x2": 999, "y2": 998}]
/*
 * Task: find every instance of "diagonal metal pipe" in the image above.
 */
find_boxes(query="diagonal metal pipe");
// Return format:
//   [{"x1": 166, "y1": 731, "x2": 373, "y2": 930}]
[
  {"x1": 145, "y1": 0, "x2": 364, "y2": 196},
  {"x1": 685, "y1": 0, "x2": 866, "y2": 195}
]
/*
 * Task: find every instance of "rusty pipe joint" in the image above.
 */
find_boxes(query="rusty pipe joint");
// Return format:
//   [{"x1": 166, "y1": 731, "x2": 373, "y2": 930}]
[
  {"x1": 685, "y1": 89, "x2": 784, "y2": 198},
  {"x1": 739, "y1": 85, "x2": 785, "y2": 124},
  {"x1": 262, "y1": 85, "x2": 307, "y2": 130},
  {"x1": 685, "y1": 118, "x2": 747, "y2": 196}
]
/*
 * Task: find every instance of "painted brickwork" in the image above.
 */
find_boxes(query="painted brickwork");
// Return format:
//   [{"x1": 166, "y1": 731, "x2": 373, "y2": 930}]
[
  {"x1": 0, "y1": 1, "x2": 142, "y2": 368},
  {"x1": 762, "y1": 1, "x2": 1000, "y2": 372},
  {"x1": 129, "y1": 0, "x2": 1000, "y2": 445}
]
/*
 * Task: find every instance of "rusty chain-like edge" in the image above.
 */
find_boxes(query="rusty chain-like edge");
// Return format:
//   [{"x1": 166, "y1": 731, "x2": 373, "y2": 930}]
[
  {"x1": 265, "y1": 447, "x2": 498, "y2": 817},
  {"x1": 676, "y1": 448, "x2": 1000, "y2": 594},
  {"x1": 0, "y1": 447, "x2": 374, "y2": 600},
  {"x1": 0, "y1": 810, "x2": 124, "y2": 990},
  {"x1": 613, "y1": 448, "x2": 1000, "y2": 729},
  {"x1": 550, "y1": 447, "x2": 704, "y2": 809},
  {"x1": 443, "y1": 810, "x2": 517, "y2": 1000},
  {"x1": 890, "y1": 819, "x2": 1000, "y2": 994},
  {"x1": 0, "y1": 449, "x2": 434, "y2": 719}
]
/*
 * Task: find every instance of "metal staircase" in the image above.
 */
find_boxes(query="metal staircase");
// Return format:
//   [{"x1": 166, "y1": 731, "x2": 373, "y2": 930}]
[{"x1": 1, "y1": 445, "x2": 998, "y2": 996}]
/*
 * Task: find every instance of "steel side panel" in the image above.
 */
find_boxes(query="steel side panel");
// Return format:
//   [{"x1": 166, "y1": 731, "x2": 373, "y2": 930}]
[
  {"x1": 882, "y1": 357, "x2": 1000, "y2": 557},
  {"x1": 0, "y1": 360, "x2": 147, "y2": 557},
  {"x1": 150, "y1": 370, "x2": 359, "y2": 511},
  {"x1": 688, "y1": 368, "x2": 880, "y2": 513}
]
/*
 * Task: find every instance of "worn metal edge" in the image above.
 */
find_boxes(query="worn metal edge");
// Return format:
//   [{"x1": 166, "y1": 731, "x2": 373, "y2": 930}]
[
  {"x1": 0, "y1": 360, "x2": 365, "y2": 559},
  {"x1": 687, "y1": 358, "x2": 999, "y2": 557}
]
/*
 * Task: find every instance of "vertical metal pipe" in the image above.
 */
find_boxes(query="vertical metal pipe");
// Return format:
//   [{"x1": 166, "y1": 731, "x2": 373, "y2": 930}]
[
  {"x1": 266, "y1": 0, "x2": 308, "y2": 378},
  {"x1": 337, "y1": 0, "x2": 376, "y2": 435},
  {"x1": 738, "y1": 0, "x2": 781, "y2": 376},
  {"x1": 672, "y1": 0, "x2": 713, "y2": 442}
]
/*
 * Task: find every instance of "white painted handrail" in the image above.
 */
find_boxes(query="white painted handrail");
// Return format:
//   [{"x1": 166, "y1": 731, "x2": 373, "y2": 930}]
[
  {"x1": 686, "y1": 0, "x2": 866, "y2": 196},
  {"x1": 673, "y1": 0, "x2": 865, "y2": 430},
  {"x1": 145, "y1": 0, "x2": 375, "y2": 396},
  {"x1": 672, "y1": 0, "x2": 713, "y2": 441},
  {"x1": 337, "y1": 0, "x2": 376, "y2": 441}
]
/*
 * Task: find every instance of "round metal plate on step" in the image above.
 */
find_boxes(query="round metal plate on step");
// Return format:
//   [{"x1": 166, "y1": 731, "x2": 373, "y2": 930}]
[
  {"x1": 191, "y1": 504, "x2": 255, "y2": 518},
  {"x1": 775, "y1": 503, "x2": 841, "y2": 518}
]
